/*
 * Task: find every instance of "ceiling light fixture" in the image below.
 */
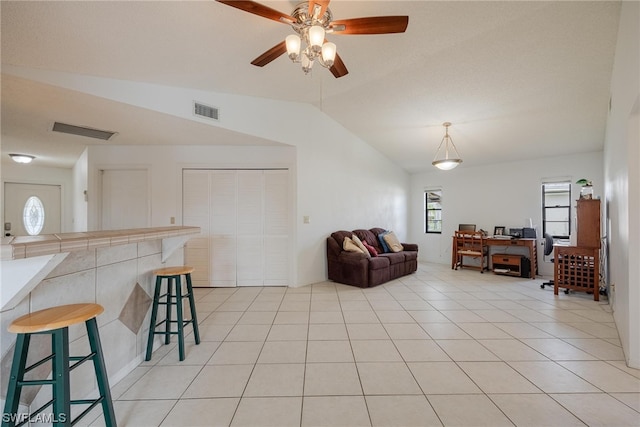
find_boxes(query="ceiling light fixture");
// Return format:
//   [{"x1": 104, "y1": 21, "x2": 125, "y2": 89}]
[
  {"x1": 9, "y1": 154, "x2": 35, "y2": 164},
  {"x1": 432, "y1": 122, "x2": 462, "y2": 170},
  {"x1": 285, "y1": 3, "x2": 337, "y2": 74}
]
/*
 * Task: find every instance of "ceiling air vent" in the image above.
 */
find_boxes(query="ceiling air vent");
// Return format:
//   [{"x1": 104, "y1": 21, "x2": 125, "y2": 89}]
[
  {"x1": 52, "y1": 122, "x2": 117, "y2": 141},
  {"x1": 194, "y1": 102, "x2": 219, "y2": 121}
]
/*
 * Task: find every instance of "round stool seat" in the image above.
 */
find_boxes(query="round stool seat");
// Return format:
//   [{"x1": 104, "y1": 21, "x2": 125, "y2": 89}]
[
  {"x1": 8, "y1": 303, "x2": 104, "y2": 334},
  {"x1": 153, "y1": 266, "x2": 194, "y2": 276}
]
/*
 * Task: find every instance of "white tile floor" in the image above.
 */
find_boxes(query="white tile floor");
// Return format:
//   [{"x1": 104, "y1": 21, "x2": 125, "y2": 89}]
[{"x1": 90, "y1": 262, "x2": 639, "y2": 426}]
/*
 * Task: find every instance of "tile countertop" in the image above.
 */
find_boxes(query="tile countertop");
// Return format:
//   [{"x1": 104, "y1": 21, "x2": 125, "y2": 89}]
[{"x1": 1, "y1": 226, "x2": 201, "y2": 261}]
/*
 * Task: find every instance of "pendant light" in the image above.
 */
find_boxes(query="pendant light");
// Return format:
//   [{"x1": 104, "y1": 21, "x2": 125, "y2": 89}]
[{"x1": 432, "y1": 122, "x2": 462, "y2": 170}]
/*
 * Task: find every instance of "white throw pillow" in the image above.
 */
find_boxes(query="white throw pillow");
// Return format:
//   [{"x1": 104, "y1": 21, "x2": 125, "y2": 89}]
[
  {"x1": 343, "y1": 236, "x2": 364, "y2": 253},
  {"x1": 383, "y1": 231, "x2": 404, "y2": 253},
  {"x1": 352, "y1": 234, "x2": 371, "y2": 258}
]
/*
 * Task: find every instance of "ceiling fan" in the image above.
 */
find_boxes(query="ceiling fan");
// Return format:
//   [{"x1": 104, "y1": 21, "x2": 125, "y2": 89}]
[{"x1": 216, "y1": 0, "x2": 409, "y2": 78}]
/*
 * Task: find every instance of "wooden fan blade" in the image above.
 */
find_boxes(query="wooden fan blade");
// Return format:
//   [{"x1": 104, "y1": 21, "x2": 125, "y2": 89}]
[
  {"x1": 251, "y1": 41, "x2": 287, "y2": 67},
  {"x1": 308, "y1": 0, "x2": 330, "y2": 19},
  {"x1": 329, "y1": 53, "x2": 348, "y2": 78},
  {"x1": 331, "y1": 16, "x2": 409, "y2": 34},
  {"x1": 216, "y1": 0, "x2": 295, "y2": 23}
]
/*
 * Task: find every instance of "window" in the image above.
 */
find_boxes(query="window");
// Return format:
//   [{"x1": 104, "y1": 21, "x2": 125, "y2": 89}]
[
  {"x1": 425, "y1": 189, "x2": 442, "y2": 233},
  {"x1": 542, "y1": 182, "x2": 571, "y2": 239},
  {"x1": 23, "y1": 196, "x2": 45, "y2": 235}
]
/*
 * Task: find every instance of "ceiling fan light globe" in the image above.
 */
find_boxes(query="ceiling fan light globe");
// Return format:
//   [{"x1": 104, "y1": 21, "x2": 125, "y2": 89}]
[
  {"x1": 286, "y1": 34, "x2": 301, "y2": 61},
  {"x1": 321, "y1": 42, "x2": 336, "y2": 66},
  {"x1": 308, "y1": 25, "x2": 325, "y2": 51},
  {"x1": 301, "y1": 53, "x2": 313, "y2": 74}
]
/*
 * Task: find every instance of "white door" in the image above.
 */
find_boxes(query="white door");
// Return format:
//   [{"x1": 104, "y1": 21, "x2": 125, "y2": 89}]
[
  {"x1": 100, "y1": 169, "x2": 150, "y2": 230},
  {"x1": 4, "y1": 183, "x2": 61, "y2": 236}
]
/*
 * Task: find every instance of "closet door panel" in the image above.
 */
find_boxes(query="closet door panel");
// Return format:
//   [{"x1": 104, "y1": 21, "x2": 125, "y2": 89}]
[
  {"x1": 264, "y1": 170, "x2": 289, "y2": 235},
  {"x1": 237, "y1": 171, "x2": 264, "y2": 286},
  {"x1": 210, "y1": 171, "x2": 237, "y2": 286},
  {"x1": 183, "y1": 170, "x2": 211, "y2": 286},
  {"x1": 264, "y1": 170, "x2": 289, "y2": 285},
  {"x1": 265, "y1": 236, "x2": 288, "y2": 285},
  {"x1": 210, "y1": 235, "x2": 237, "y2": 287}
]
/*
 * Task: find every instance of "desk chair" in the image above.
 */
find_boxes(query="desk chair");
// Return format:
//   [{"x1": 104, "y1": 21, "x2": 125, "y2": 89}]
[
  {"x1": 455, "y1": 230, "x2": 488, "y2": 273},
  {"x1": 458, "y1": 224, "x2": 476, "y2": 232},
  {"x1": 540, "y1": 233, "x2": 555, "y2": 289}
]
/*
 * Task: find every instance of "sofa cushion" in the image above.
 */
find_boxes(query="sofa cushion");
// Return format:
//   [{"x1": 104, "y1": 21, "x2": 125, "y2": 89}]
[
  {"x1": 368, "y1": 256, "x2": 390, "y2": 270},
  {"x1": 331, "y1": 230, "x2": 352, "y2": 245},
  {"x1": 379, "y1": 252, "x2": 405, "y2": 265},
  {"x1": 343, "y1": 236, "x2": 364, "y2": 253},
  {"x1": 353, "y1": 229, "x2": 378, "y2": 248},
  {"x1": 403, "y1": 251, "x2": 418, "y2": 262},
  {"x1": 378, "y1": 231, "x2": 391, "y2": 253},
  {"x1": 362, "y1": 240, "x2": 378, "y2": 257},
  {"x1": 351, "y1": 234, "x2": 370, "y2": 258},
  {"x1": 383, "y1": 231, "x2": 404, "y2": 252}
]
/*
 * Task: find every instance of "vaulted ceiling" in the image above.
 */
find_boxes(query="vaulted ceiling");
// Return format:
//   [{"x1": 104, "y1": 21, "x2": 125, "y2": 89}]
[{"x1": 1, "y1": 1, "x2": 621, "y2": 172}]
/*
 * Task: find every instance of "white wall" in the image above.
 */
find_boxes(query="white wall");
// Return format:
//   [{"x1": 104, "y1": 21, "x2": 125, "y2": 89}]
[
  {"x1": 409, "y1": 152, "x2": 603, "y2": 274},
  {"x1": 604, "y1": 0, "x2": 639, "y2": 369},
  {"x1": 0, "y1": 162, "x2": 74, "y2": 233}
]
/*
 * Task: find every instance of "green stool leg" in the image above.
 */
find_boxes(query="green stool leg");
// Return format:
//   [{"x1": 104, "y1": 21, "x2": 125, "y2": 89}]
[
  {"x1": 2, "y1": 334, "x2": 30, "y2": 426},
  {"x1": 185, "y1": 273, "x2": 201, "y2": 345},
  {"x1": 164, "y1": 276, "x2": 172, "y2": 345},
  {"x1": 175, "y1": 275, "x2": 185, "y2": 361},
  {"x1": 85, "y1": 318, "x2": 117, "y2": 427},
  {"x1": 145, "y1": 276, "x2": 162, "y2": 361},
  {"x1": 51, "y1": 327, "x2": 70, "y2": 427}
]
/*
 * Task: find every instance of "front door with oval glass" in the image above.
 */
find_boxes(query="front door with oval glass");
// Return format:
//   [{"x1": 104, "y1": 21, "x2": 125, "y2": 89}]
[{"x1": 3, "y1": 183, "x2": 61, "y2": 236}]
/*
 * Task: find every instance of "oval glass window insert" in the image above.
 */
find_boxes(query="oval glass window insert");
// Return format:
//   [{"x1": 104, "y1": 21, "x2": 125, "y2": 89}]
[{"x1": 23, "y1": 196, "x2": 45, "y2": 235}]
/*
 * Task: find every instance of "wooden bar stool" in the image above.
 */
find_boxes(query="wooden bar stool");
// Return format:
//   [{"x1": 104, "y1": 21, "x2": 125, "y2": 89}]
[
  {"x1": 145, "y1": 266, "x2": 200, "y2": 361},
  {"x1": 3, "y1": 303, "x2": 116, "y2": 427}
]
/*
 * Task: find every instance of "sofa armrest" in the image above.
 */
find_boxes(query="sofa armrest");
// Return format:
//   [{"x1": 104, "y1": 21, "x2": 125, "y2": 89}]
[
  {"x1": 402, "y1": 243, "x2": 419, "y2": 252},
  {"x1": 337, "y1": 251, "x2": 368, "y2": 265}
]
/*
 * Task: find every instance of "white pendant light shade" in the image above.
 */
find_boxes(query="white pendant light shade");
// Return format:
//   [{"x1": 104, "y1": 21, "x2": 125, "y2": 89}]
[
  {"x1": 286, "y1": 34, "x2": 301, "y2": 60},
  {"x1": 321, "y1": 42, "x2": 336, "y2": 66},
  {"x1": 432, "y1": 159, "x2": 462, "y2": 170},
  {"x1": 432, "y1": 122, "x2": 462, "y2": 170},
  {"x1": 308, "y1": 25, "x2": 325, "y2": 51}
]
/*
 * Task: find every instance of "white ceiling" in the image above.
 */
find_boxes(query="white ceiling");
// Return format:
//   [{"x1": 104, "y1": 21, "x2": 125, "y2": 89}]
[{"x1": 1, "y1": 1, "x2": 621, "y2": 172}]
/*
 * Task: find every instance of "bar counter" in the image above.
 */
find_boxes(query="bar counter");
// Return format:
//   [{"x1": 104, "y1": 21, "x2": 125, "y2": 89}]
[{"x1": 0, "y1": 226, "x2": 199, "y2": 413}]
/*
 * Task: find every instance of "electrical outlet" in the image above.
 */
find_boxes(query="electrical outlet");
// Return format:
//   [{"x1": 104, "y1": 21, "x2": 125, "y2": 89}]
[
  {"x1": 303, "y1": 216, "x2": 310, "y2": 224},
  {"x1": 170, "y1": 217, "x2": 175, "y2": 224}
]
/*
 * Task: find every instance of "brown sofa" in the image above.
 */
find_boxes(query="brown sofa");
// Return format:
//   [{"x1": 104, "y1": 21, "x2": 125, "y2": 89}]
[{"x1": 327, "y1": 227, "x2": 418, "y2": 288}]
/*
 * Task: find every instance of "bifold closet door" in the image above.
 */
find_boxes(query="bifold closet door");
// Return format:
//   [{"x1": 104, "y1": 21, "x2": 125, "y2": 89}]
[{"x1": 183, "y1": 169, "x2": 289, "y2": 287}]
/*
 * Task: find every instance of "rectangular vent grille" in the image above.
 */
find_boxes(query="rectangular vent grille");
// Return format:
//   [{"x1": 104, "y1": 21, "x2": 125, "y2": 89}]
[
  {"x1": 52, "y1": 122, "x2": 117, "y2": 141},
  {"x1": 194, "y1": 102, "x2": 219, "y2": 120}
]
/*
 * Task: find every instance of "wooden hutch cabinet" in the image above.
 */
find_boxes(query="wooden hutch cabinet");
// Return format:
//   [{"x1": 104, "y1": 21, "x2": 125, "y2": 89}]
[{"x1": 554, "y1": 199, "x2": 601, "y2": 300}]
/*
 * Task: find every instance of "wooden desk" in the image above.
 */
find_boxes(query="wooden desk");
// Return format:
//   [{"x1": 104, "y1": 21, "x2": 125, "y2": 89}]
[{"x1": 452, "y1": 236, "x2": 538, "y2": 279}]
